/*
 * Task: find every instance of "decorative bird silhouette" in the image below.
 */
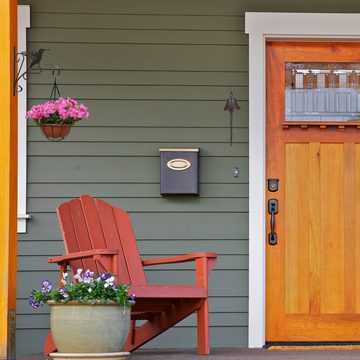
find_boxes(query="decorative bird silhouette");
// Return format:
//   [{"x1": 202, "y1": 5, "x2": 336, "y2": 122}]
[
  {"x1": 26, "y1": 48, "x2": 49, "y2": 70},
  {"x1": 224, "y1": 87, "x2": 240, "y2": 146}
]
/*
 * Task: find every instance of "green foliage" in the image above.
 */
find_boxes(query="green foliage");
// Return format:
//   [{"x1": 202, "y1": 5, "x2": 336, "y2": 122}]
[{"x1": 29, "y1": 269, "x2": 135, "y2": 309}]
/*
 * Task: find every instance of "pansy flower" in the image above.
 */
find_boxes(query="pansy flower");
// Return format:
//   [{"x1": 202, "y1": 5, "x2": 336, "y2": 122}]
[
  {"x1": 41, "y1": 280, "x2": 52, "y2": 293},
  {"x1": 74, "y1": 268, "x2": 83, "y2": 282}
]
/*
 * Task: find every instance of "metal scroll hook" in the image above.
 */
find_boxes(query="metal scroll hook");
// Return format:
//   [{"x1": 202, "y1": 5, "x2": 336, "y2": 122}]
[{"x1": 49, "y1": 65, "x2": 62, "y2": 100}]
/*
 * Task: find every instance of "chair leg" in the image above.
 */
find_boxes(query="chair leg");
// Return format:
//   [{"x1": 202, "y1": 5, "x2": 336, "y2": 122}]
[
  {"x1": 125, "y1": 299, "x2": 202, "y2": 353},
  {"x1": 197, "y1": 299, "x2": 210, "y2": 355},
  {"x1": 130, "y1": 320, "x2": 136, "y2": 344}
]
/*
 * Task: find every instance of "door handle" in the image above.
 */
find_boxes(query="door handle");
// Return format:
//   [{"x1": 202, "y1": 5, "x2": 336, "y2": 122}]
[{"x1": 268, "y1": 199, "x2": 278, "y2": 245}]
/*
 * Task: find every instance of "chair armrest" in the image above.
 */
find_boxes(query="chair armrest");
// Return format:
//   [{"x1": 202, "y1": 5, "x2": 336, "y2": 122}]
[
  {"x1": 142, "y1": 252, "x2": 217, "y2": 266},
  {"x1": 48, "y1": 249, "x2": 118, "y2": 264},
  {"x1": 143, "y1": 252, "x2": 217, "y2": 288}
]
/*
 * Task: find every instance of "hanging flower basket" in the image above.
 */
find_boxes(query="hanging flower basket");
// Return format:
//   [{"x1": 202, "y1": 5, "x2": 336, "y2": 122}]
[
  {"x1": 26, "y1": 97, "x2": 89, "y2": 142},
  {"x1": 39, "y1": 123, "x2": 72, "y2": 141}
]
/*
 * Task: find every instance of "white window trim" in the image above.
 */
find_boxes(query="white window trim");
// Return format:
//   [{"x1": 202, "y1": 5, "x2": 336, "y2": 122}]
[
  {"x1": 18, "y1": 5, "x2": 31, "y2": 233},
  {"x1": 245, "y1": 12, "x2": 360, "y2": 348}
]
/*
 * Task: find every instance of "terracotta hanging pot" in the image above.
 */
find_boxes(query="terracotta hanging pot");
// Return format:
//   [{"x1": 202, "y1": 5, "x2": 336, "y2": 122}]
[{"x1": 39, "y1": 124, "x2": 72, "y2": 141}]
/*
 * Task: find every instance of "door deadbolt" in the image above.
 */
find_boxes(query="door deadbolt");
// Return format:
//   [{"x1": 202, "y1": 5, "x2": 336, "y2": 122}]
[{"x1": 267, "y1": 178, "x2": 279, "y2": 192}]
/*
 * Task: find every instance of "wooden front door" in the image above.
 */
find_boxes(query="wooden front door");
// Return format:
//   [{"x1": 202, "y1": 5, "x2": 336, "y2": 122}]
[{"x1": 266, "y1": 42, "x2": 360, "y2": 342}]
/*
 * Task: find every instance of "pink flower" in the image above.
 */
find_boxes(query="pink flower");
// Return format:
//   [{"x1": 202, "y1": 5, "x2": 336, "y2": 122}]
[
  {"x1": 68, "y1": 98, "x2": 77, "y2": 106},
  {"x1": 78, "y1": 104, "x2": 89, "y2": 119},
  {"x1": 68, "y1": 107, "x2": 79, "y2": 118},
  {"x1": 26, "y1": 97, "x2": 89, "y2": 124},
  {"x1": 58, "y1": 109, "x2": 69, "y2": 120}
]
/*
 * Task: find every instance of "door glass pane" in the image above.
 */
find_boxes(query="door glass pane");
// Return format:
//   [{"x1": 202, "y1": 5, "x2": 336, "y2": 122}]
[{"x1": 285, "y1": 63, "x2": 360, "y2": 122}]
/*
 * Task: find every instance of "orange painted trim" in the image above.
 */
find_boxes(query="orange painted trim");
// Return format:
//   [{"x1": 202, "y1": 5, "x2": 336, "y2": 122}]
[{"x1": 0, "y1": 0, "x2": 18, "y2": 358}]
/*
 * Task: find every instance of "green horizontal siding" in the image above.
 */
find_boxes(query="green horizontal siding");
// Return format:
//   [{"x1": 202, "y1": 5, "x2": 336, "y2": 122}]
[
  {"x1": 17, "y1": 239, "x2": 249, "y2": 259},
  {"x1": 16, "y1": 327, "x2": 248, "y2": 354},
  {"x1": 28, "y1": 128, "x2": 249, "y2": 142},
  {"x1": 28, "y1": 43, "x2": 248, "y2": 71},
  {"x1": 26, "y1": 197, "x2": 248, "y2": 213},
  {"x1": 28, "y1": 85, "x2": 249, "y2": 100},
  {"x1": 17, "y1": 0, "x2": 359, "y2": 354},
  {"x1": 16, "y1": 296, "x2": 249, "y2": 315},
  {"x1": 17, "y1": 270, "x2": 248, "y2": 298},
  {"x1": 30, "y1": 13, "x2": 245, "y2": 30},
  {"x1": 19, "y1": 254, "x2": 248, "y2": 271},
  {"x1": 27, "y1": 157, "x2": 249, "y2": 183},
  {"x1": 19, "y1": 0, "x2": 357, "y2": 355},
  {"x1": 16, "y1": 296, "x2": 248, "y2": 315},
  {"x1": 17, "y1": 312, "x2": 248, "y2": 329},
  {"x1": 26, "y1": 183, "x2": 249, "y2": 197},
  {"x1": 16, "y1": 0, "x2": 244, "y2": 353},
  {"x1": 28, "y1": 143, "x2": 249, "y2": 157},
  {"x1": 21, "y1": 0, "x2": 360, "y2": 14},
  {"x1": 18, "y1": 213, "x2": 249, "y2": 240},
  {"x1": 27, "y1": 100, "x2": 249, "y2": 127},
  {"x1": 27, "y1": 28, "x2": 248, "y2": 45},
  {"x1": 28, "y1": 71, "x2": 249, "y2": 86},
  {"x1": 17, "y1": 0, "x2": 250, "y2": 354}
]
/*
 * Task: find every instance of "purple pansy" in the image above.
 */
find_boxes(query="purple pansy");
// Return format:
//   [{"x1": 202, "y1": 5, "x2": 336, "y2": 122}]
[
  {"x1": 82, "y1": 269, "x2": 94, "y2": 284},
  {"x1": 41, "y1": 280, "x2": 52, "y2": 293},
  {"x1": 28, "y1": 297, "x2": 40, "y2": 309},
  {"x1": 100, "y1": 271, "x2": 111, "y2": 281},
  {"x1": 59, "y1": 288, "x2": 69, "y2": 298}
]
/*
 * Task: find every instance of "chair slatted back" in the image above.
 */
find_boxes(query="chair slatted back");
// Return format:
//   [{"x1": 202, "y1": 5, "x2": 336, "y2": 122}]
[{"x1": 57, "y1": 195, "x2": 147, "y2": 285}]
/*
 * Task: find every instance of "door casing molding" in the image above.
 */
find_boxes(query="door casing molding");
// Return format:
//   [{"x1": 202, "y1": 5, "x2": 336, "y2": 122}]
[{"x1": 245, "y1": 12, "x2": 360, "y2": 348}]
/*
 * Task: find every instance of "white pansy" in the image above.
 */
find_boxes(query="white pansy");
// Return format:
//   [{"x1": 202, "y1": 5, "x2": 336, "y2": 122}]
[
  {"x1": 105, "y1": 276, "x2": 115, "y2": 285},
  {"x1": 61, "y1": 272, "x2": 69, "y2": 285},
  {"x1": 74, "y1": 268, "x2": 83, "y2": 282}
]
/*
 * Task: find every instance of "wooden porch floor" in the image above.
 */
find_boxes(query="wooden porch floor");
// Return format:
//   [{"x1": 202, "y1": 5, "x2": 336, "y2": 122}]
[{"x1": 17, "y1": 348, "x2": 360, "y2": 359}]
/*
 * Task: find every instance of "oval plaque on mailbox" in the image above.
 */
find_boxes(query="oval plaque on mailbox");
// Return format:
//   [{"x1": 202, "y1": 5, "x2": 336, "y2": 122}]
[
  {"x1": 167, "y1": 159, "x2": 191, "y2": 171},
  {"x1": 159, "y1": 148, "x2": 199, "y2": 195}
]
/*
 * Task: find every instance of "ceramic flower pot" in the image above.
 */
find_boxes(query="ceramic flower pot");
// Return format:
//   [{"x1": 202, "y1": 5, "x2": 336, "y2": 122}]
[
  {"x1": 39, "y1": 124, "x2": 72, "y2": 141},
  {"x1": 48, "y1": 301, "x2": 131, "y2": 353}
]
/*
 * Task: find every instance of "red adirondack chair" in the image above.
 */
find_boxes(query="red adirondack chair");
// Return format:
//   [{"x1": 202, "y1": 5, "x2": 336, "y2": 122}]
[{"x1": 44, "y1": 195, "x2": 217, "y2": 355}]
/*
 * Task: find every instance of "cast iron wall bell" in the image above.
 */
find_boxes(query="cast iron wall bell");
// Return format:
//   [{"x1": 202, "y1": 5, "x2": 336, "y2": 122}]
[{"x1": 224, "y1": 87, "x2": 240, "y2": 146}]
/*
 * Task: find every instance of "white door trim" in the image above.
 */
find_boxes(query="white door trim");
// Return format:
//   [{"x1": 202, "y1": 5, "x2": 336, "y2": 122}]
[
  {"x1": 17, "y1": 5, "x2": 30, "y2": 233},
  {"x1": 245, "y1": 12, "x2": 360, "y2": 348}
]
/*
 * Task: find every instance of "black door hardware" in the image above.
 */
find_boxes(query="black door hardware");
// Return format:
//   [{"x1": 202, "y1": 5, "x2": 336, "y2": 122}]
[
  {"x1": 267, "y1": 178, "x2": 279, "y2": 192},
  {"x1": 268, "y1": 199, "x2": 278, "y2": 245}
]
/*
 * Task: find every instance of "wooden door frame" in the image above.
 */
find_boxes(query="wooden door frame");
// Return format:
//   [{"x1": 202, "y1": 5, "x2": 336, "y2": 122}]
[
  {"x1": 245, "y1": 12, "x2": 360, "y2": 348},
  {"x1": 0, "y1": 0, "x2": 18, "y2": 358}
]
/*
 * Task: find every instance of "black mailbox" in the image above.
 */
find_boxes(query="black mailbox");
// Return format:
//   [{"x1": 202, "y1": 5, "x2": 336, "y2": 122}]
[{"x1": 160, "y1": 148, "x2": 199, "y2": 195}]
